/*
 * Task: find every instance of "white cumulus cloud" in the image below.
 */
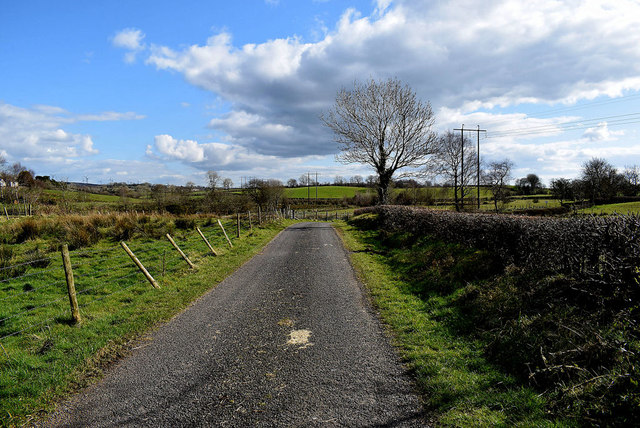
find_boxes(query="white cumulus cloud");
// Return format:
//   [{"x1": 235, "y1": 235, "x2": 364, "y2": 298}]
[
  {"x1": 0, "y1": 102, "x2": 145, "y2": 166},
  {"x1": 112, "y1": 28, "x2": 147, "y2": 63},
  {"x1": 139, "y1": 0, "x2": 640, "y2": 164},
  {"x1": 582, "y1": 122, "x2": 624, "y2": 142}
]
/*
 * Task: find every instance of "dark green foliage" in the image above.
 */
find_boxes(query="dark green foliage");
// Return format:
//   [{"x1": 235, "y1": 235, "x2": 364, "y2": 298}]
[
  {"x1": 358, "y1": 206, "x2": 640, "y2": 289},
  {"x1": 174, "y1": 218, "x2": 196, "y2": 230}
]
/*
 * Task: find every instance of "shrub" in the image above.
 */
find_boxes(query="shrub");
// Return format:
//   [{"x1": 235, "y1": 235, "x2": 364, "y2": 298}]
[
  {"x1": 13, "y1": 218, "x2": 40, "y2": 243},
  {"x1": 361, "y1": 205, "x2": 640, "y2": 291},
  {"x1": 174, "y1": 218, "x2": 196, "y2": 230},
  {"x1": 355, "y1": 205, "x2": 640, "y2": 423},
  {"x1": 61, "y1": 216, "x2": 96, "y2": 250},
  {"x1": 111, "y1": 215, "x2": 137, "y2": 241}
]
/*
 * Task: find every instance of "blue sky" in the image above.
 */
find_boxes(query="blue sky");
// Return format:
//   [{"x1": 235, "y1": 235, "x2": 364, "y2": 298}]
[{"x1": 2, "y1": 0, "x2": 640, "y2": 187}]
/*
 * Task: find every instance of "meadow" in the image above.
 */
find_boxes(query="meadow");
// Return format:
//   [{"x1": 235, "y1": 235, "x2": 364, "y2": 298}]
[
  {"x1": 284, "y1": 185, "x2": 369, "y2": 199},
  {"x1": 0, "y1": 212, "x2": 292, "y2": 426}
]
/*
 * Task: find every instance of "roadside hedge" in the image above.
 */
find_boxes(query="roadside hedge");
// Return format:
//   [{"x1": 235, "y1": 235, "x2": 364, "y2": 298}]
[{"x1": 355, "y1": 205, "x2": 640, "y2": 295}]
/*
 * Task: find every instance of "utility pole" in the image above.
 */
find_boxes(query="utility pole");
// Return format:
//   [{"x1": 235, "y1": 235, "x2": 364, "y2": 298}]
[
  {"x1": 454, "y1": 124, "x2": 465, "y2": 210},
  {"x1": 454, "y1": 125, "x2": 486, "y2": 211},
  {"x1": 476, "y1": 125, "x2": 486, "y2": 209},
  {"x1": 315, "y1": 172, "x2": 318, "y2": 206},
  {"x1": 307, "y1": 172, "x2": 310, "y2": 205}
]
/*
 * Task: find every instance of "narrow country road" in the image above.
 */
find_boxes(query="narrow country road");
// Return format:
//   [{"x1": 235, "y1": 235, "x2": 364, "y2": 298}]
[{"x1": 39, "y1": 222, "x2": 428, "y2": 427}]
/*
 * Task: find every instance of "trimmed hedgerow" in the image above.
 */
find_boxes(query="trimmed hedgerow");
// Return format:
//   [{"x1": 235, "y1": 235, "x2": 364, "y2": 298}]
[
  {"x1": 356, "y1": 205, "x2": 640, "y2": 292},
  {"x1": 354, "y1": 205, "x2": 640, "y2": 422}
]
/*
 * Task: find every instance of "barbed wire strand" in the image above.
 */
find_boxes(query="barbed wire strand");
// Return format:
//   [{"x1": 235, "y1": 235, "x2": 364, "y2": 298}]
[
  {"x1": 0, "y1": 279, "x2": 67, "y2": 303},
  {"x1": 75, "y1": 270, "x2": 140, "y2": 298},
  {"x1": 0, "y1": 294, "x2": 68, "y2": 324},
  {"x1": 0, "y1": 266, "x2": 65, "y2": 284},
  {"x1": 0, "y1": 312, "x2": 66, "y2": 341},
  {"x1": 0, "y1": 256, "x2": 58, "y2": 272}
]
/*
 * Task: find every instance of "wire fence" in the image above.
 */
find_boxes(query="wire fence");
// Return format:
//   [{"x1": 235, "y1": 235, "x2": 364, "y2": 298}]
[{"x1": 0, "y1": 210, "x2": 352, "y2": 344}]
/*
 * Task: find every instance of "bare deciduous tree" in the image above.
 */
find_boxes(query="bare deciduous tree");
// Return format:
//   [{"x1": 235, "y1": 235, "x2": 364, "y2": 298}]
[
  {"x1": 207, "y1": 170, "x2": 220, "y2": 189},
  {"x1": 429, "y1": 131, "x2": 477, "y2": 211},
  {"x1": 246, "y1": 178, "x2": 284, "y2": 211},
  {"x1": 222, "y1": 178, "x2": 233, "y2": 191},
  {"x1": 483, "y1": 159, "x2": 513, "y2": 212},
  {"x1": 322, "y1": 78, "x2": 437, "y2": 204}
]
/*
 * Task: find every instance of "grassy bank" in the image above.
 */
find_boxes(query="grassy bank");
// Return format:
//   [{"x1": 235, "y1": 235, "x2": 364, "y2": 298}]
[
  {"x1": 336, "y1": 214, "x2": 566, "y2": 426},
  {"x1": 338, "y1": 209, "x2": 639, "y2": 425},
  {"x1": 0, "y1": 217, "x2": 291, "y2": 426}
]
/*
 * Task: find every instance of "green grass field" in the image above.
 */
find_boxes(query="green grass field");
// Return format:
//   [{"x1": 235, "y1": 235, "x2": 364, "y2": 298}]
[
  {"x1": 42, "y1": 189, "x2": 145, "y2": 203},
  {"x1": 284, "y1": 185, "x2": 370, "y2": 199},
  {"x1": 578, "y1": 201, "x2": 640, "y2": 215},
  {"x1": 0, "y1": 216, "x2": 290, "y2": 426},
  {"x1": 284, "y1": 185, "x2": 499, "y2": 200}
]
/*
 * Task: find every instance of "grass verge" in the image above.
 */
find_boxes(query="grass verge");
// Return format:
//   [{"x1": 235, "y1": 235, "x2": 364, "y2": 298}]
[
  {"x1": 0, "y1": 219, "x2": 292, "y2": 427},
  {"x1": 334, "y1": 214, "x2": 567, "y2": 427}
]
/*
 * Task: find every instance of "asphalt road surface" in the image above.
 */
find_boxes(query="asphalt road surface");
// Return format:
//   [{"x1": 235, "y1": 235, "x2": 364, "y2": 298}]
[{"x1": 39, "y1": 222, "x2": 428, "y2": 427}]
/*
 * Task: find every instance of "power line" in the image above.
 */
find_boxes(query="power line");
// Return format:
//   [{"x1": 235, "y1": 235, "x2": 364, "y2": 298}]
[
  {"x1": 487, "y1": 112, "x2": 640, "y2": 138},
  {"x1": 472, "y1": 92, "x2": 640, "y2": 129}
]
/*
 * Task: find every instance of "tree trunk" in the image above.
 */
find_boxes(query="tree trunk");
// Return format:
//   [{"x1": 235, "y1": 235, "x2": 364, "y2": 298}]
[
  {"x1": 377, "y1": 172, "x2": 392, "y2": 205},
  {"x1": 453, "y1": 171, "x2": 460, "y2": 211}
]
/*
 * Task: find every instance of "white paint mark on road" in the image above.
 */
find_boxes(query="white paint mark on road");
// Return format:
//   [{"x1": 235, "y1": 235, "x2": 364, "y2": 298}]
[{"x1": 287, "y1": 329, "x2": 313, "y2": 349}]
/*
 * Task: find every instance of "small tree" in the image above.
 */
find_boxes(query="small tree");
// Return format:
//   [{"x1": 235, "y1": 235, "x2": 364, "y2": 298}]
[
  {"x1": 246, "y1": 179, "x2": 285, "y2": 211},
  {"x1": 515, "y1": 173, "x2": 542, "y2": 195},
  {"x1": 581, "y1": 157, "x2": 622, "y2": 201},
  {"x1": 287, "y1": 178, "x2": 297, "y2": 188},
  {"x1": 322, "y1": 78, "x2": 437, "y2": 204},
  {"x1": 550, "y1": 178, "x2": 572, "y2": 204},
  {"x1": 483, "y1": 159, "x2": 513, "y2": 212},
  {"x1": 299, "y1": 174, "x2": 310, "y2": 186},
  {"x1": 430, "y1": 131, "x2": 477, "y2": 211},
  {"x1": 222, "y1": 178, "x2": 233, "y2": 191},
  {"x1": 623, "y1": 165, "x2": 640, "y2": 196},
  {"x1": 207, "y1": 170, "x2": 220, "y2": 190}
]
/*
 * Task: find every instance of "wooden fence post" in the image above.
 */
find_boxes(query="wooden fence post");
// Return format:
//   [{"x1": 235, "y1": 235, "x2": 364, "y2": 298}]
[
  {"x1": 218, "y1": 219, "x2": 233, "y2": 248},
  {"x1": 3, "y1": 206, "x2": 8, "y2": 220},
  {"x1": 166, "y1": 234, "x2": 195, "y2": 269},
  {"x1": 61, "y1": 244, "x2": 81, "y2": 324},
  {"x1": 196, "y1": 227, "x2": 218, "y2": 256},
  {"x1": 121, "y1": 241, "x2": 161, "y2": 289},
  {"x1": 258, "y1": 206, "x2": 262, "y2": 225},
  {"x1": 236, "y1": 213, "x2": 240, "y2": 238},
  {"x1": 248, "y1": 211, "x2": 252, "y2": 231}
]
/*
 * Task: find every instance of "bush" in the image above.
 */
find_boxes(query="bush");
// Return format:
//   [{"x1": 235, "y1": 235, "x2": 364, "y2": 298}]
[
  {"x1": 13, "y1": 218, "x2": 40, "y2": 243},
  {"x1": 174, "y1": 218, "x2": 196, "y2": 230},
  {"x1": 361, "y1": 205, "x2": 640, "y2": 291},
  {"x1": 355, "y1": 205, "x2": 640, "y2": 423}
]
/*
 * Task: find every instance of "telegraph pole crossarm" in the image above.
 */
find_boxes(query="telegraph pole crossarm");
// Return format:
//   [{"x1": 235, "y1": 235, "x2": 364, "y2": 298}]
[{"x1": 454, "y1": 125, "x2": 486, "y2": 211}]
